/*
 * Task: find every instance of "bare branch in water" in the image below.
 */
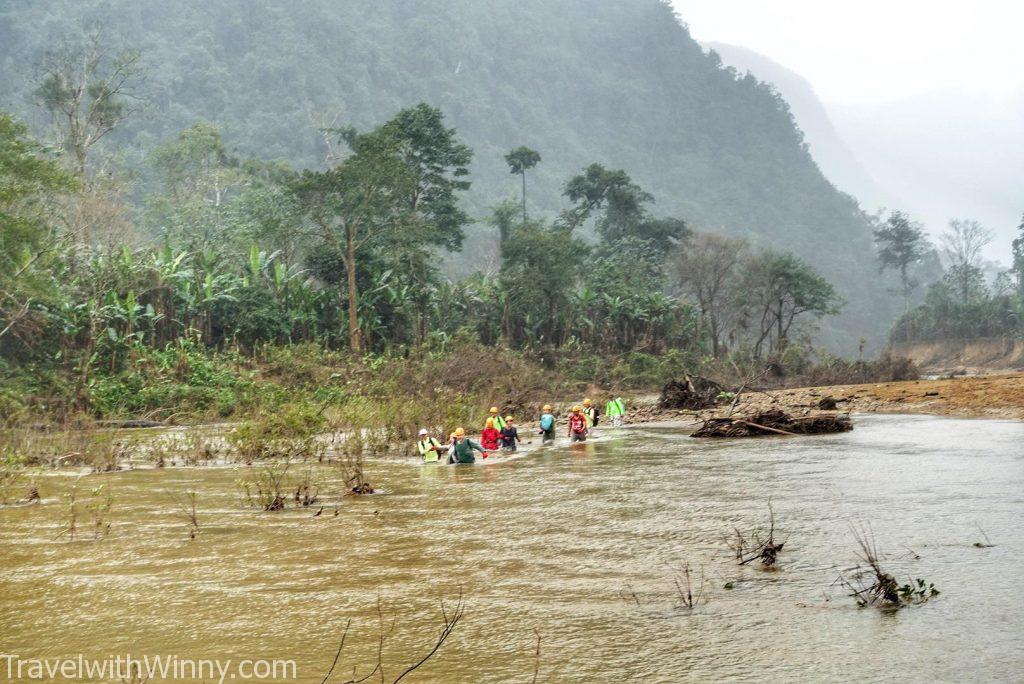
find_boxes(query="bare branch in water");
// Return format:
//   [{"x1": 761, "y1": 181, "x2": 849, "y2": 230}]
[
  {"x1": 530, "y1": 628, "x2": 541, "y2": 684},
  {"x1": 320, "y1": 589, "x2": 465, "y2": 684},
  {"x1": 320, "y1": 620, "x2": 351, "y2": 684}
]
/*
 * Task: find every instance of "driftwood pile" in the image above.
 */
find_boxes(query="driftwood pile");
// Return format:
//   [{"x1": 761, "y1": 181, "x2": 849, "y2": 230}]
[
  {"x1": 658, "y1": 375, "x2": 726, "y2": 411},
  {"x1": 692, "y1": 408, "x2": 852, "y2": 438}
]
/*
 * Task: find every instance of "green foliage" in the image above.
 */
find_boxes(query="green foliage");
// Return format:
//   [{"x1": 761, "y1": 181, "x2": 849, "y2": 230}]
[
  {"x1": 1012, "y1": 213, "x2": 1024, "y2": 296},
  {"x1": 0, "y1": 112, "x2": 76, "y2": 346},
  {"x1": 891, "y1": 217, "x2": 1024, "y2": 344},
  {"x1": 740, "y1": 251, "x2": 843, "y2": 357},
  {"x1": 228, "y1": 402, "x2": 326, "y2": 462},
  {"x1": 0, "y1": 0, "x2": 901, "y2": 351},
  {"x1": 874, "y1": 210, "x2": 929, "y2": 297}
]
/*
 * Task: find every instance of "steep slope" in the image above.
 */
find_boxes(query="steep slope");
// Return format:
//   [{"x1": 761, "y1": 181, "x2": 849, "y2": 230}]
[
  {"x1": 0, "y1": 0, "x2": 901, "y2": 351},
  {"x1": 706, "y1": 42, "x2": 896, "y2": 214}
]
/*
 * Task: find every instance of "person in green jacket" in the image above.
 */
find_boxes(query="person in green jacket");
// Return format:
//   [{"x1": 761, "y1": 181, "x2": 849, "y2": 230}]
[
  {"x1": 417, "y1": 428, "x2": 449, "y2": 463},
  {"x1": 605, "y1": 396, "x2": 626, "y2": 427},
  {"x1": 448, "y1": 427, "x2": 489, "y2": 464},
  {"x1": 486, "y1": 406, "x2": 507, "y2": 431}
]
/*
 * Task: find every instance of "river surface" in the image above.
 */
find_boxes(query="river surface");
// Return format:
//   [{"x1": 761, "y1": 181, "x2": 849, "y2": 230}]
[{"x1": 1, "y1": 414, "x2": 1023, "y2": 683}]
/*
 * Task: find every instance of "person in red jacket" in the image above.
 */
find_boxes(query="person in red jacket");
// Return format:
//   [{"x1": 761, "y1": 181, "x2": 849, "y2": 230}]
[
  {"x1": 568, "y1": 405, "x2": 588, "y2": 442},
  {"x1": 480, "y1": 418, "x2": 502, "y2": 451}
]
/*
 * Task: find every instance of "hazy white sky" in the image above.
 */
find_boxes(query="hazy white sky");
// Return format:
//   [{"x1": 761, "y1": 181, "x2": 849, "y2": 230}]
[{"x1": 672, "y1": 0, "x2": 1024, "y2": 104}]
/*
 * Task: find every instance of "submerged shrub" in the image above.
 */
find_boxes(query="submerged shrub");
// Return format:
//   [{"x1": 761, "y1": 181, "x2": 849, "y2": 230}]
[{"x1": 228, "y1": 402, "x2": 326, "y2": 462}]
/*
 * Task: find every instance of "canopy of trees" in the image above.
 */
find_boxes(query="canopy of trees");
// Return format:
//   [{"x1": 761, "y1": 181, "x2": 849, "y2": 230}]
[{"x1": 0, "y1": 0, "x2": 901, "y2": 351}]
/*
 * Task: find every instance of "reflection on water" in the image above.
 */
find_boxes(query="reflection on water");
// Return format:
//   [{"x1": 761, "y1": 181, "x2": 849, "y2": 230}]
[{"x1": 2, "y1": 415, "x2": 1023, "y2": 682}]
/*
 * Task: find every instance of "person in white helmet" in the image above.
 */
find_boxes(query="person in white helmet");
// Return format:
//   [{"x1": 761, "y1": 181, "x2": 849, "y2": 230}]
[{"x1": 416, "y1": 428, "x2": 448, "y2": 463}]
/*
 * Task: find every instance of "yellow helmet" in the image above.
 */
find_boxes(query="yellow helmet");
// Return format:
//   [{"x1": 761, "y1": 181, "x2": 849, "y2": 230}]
[
  {"x1": 572, "y1": 405, "x2": 582, "y2": 413},
  {"x1": 489, "y1": 406, "x2": 499, "y2": 414},
  {"x1": 485, "y1": 418, "x2": 494, "y2": 428},
  {"x1": 454, "y1": 427, "x2": 466, "y2": 437},
  {"x1": 543, "y1": 404, "x2": 552, "y2": 412},
  {"x1": 583, "y1": 398, "x2": 592, "y2": 406},
  {"x1": 505, "y1": 415, "x2": 514, "y2": 423}
]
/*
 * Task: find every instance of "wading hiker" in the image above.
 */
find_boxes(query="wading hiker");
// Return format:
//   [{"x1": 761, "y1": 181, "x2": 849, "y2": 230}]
[
  {"x1": 417, "y1": 428, "x2": 449, "y2": 463},
  {"x1": 499, "y1": 416, "x2": 521, "y2": 452},
  {"x1": 448, "y1": 427, "x2": 489, "y2": 464},
  {"x1": 605, "y1": 396, "x2": 626, "y2": 427},
  {"x1": 539, "y1": 404, "x2": 556, "y2": 443},
  {"x1": 582, "y1": 398, "x2": 599, "y2": 435},
  {"x1": 486, "y1": 406, "x2": 507, "y2": 431},
  {"x1": 480, "y1": 418, "x2": 501, "y2": 451},
  {"x1": 568, "y1": 405, "x2": 588, "y2": 442}
]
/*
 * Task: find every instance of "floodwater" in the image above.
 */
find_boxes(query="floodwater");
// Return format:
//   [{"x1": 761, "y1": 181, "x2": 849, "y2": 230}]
[{"x1": 1, "y1": 414, "x2": 1023, "y2": 683}]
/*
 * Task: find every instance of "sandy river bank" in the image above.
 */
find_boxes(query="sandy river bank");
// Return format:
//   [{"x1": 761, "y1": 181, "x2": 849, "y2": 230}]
[{"x1": 628, "y1": 372, "x2": 1024, "y2": 424}]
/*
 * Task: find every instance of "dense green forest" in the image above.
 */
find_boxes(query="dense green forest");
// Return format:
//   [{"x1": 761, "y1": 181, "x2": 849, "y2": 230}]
[
  {"x1": 5, "y1": 0, "x2": 1020, "y2": 426},
  {"x1": 0, "y1": 0, "x2": 905, "y2": 350}
]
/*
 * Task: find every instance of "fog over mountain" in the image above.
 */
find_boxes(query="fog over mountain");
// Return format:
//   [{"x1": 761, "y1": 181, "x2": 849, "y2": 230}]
[
  {"x1": 830, "y1": 90, "x2": 1024, "y2": 254},
  {"x1": 708, "y1": 41, "x2": 1023, "y2": 260}
]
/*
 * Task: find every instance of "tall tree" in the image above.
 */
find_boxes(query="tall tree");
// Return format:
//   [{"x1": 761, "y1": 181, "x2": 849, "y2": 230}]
[
  {"x1": 562, "y1": 163, "x2": 650, "y2": 233},
  {"x1": 291, "y1": 106, "x2": 472, "y2": 352},
  {"x1": 0, "y1": 112, "x2": 76, "y2": 344},
  {"x1": 500, "y1": 222, "x2": 586, "y2": 346},
  {"x1": 1011, "y1": 213, "x2": 1024, "y2": 296},
  {"x1": 562, "y1": 163, "x2": 686, "y2": 250},
  {"x1": 941, "y1": 218, "x2": 992, "y2": 305},
  {"x1": 504, "y1": 146, "x2": 541, "y2": 224},
  {"x1": 377, "y1": 103, "x2": 472, "y2": 249},
  {"x1": 32, "y1": 29, "x2": 144, "y2": 177},
  {"x1": 741, "y1": 251, "x2": 842, "y2": 357},
  {"x1": 873, "y1": 210, "x2": 929, "y2": 340},
  {"x1": 145, "y1": 123, "x2": 244, "y2": 249},
  {"x1": 290, "y1": 134, "x2": 413, "y2": 353},
  {"x1": 671, "y1": 233, "x2": 747, "y2": 356}
]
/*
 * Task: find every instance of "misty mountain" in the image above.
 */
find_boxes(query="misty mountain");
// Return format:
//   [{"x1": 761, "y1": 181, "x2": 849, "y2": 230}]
[
  {"x1": 705, "y1": 42, "x2": 896, "y2": 214},
  {"x1": 830, "y1": 90, "x2": 1024, "y2": 253},
  {"x1": 0, "y1": 0, "x2": 904, "y2": 351}
]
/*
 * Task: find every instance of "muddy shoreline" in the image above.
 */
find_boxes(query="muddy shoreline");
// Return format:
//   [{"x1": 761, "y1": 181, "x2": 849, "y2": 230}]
[{"x1": 627, "y1": 372, "x2": 1024, "y2": 425}]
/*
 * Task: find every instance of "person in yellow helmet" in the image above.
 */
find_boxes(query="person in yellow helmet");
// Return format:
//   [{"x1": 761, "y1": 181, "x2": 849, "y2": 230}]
[
  {"x1": 486, "y1": 406, "x2": 507, "y2": 431},
  {"x1": 582, "y1": 398, "x2": 600, "y2": 434},
  {"x1": 538, "y1": 404, "x2": 556, "y2": 443},
  {"x1": 499, "y1": 416, "x2": 521, "y2": 452},
  {"x1": 480, "y1": 417, "x2": 501, "y2": 451},
  {"x1": 568, "y1": 405, "x2": 588, "y2": 442},
  {"x1": 448, "y1": 427, "x2": 489, "y2": 464}
]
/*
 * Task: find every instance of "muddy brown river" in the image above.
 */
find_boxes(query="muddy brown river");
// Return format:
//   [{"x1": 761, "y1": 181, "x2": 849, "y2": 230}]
[{"x1": 1, "y1": 414, "x2": 1022, "y2": 682}]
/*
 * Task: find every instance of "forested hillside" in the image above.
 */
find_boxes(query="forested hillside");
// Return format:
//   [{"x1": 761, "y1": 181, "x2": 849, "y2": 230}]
[
  {"x1": 706, "y1": 42, "x2": 895, "y2": 215},
  {"x1": 0, "y1": 0, "x2": 900, "y2": 349}
]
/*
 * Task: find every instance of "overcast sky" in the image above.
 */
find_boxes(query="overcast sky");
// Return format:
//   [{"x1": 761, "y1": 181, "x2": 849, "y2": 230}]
[{"x1": 672, "y1": 0, "x2": 1024, "y2": 104}]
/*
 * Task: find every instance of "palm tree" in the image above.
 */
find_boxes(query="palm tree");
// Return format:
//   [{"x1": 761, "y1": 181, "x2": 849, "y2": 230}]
[{"x1": 504, "y1": 147, "x2": 542, "y2": 224}]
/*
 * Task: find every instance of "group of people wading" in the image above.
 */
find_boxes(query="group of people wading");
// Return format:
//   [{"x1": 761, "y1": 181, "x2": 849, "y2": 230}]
[{"x1": 415, "y1": 397, "x2": 627, "y2": 464}]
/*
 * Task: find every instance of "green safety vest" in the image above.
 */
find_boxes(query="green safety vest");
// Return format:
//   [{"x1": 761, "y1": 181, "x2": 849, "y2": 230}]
[
  {"x1": 487, "y1": 414, "x2": 507, "y2": 430},
  {"x1": 606, "y1": 398, "x2": 625, "y2": 416},
  {"x1": 418, "y1": 437, "x2": 442, "y2": 462}
]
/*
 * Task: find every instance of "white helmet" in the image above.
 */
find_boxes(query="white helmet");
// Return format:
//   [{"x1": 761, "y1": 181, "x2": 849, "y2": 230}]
[{"x1": 418, "y1": 428, "x2": 429, "y2": 436}]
